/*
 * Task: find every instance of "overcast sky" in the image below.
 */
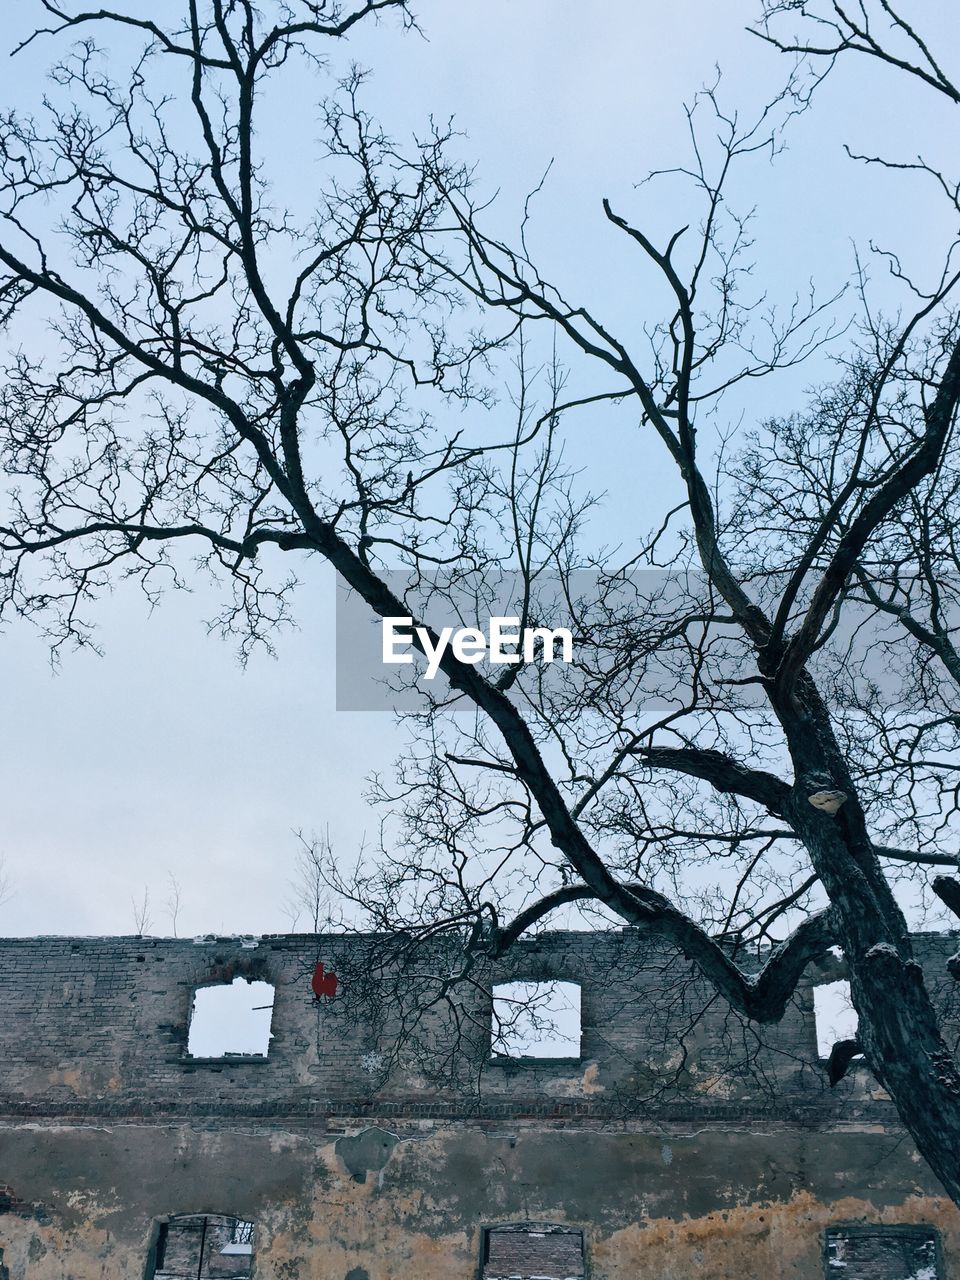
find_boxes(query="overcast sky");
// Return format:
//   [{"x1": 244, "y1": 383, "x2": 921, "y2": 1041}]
[{"x1": 0, "y1": 0, "x2": 954, "y2": 936}]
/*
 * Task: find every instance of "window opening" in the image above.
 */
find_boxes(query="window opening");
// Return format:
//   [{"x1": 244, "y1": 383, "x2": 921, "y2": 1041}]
[
  {"x1": 482, "y1": 1222, "x2": 585, "y2": 1280},
  {"x1": 813, "y1": 979, "x2": 859, "y2": 1059},
  {"x1": 825, "y1": 1225, "x2": 941, "y2": 1279},
  {"x1": 152, "y1": 1214, "x2": 255, "y2": 1279},
  {"x1": 186, "y1": 978, "x2": 274, "y2": 1058},
  {"x1": 491, "y1": 982, "x2": 581, "y2": 1059}
]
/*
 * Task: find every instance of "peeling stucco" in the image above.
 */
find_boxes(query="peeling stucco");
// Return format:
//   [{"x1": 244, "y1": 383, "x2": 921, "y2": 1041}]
[{"x1": 335, "y1": 1128, "x2": 400, "y2": 1184}]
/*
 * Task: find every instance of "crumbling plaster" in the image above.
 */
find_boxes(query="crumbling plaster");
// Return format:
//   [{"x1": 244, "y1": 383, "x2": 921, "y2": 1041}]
[{"x1": 0, "y1": 1123, "x2": 958, "y2": 1279}]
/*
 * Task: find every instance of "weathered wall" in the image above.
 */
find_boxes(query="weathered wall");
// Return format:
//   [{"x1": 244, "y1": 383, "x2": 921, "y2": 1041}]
[
  {"x1": 4, "y1": 930, "x2": 951, "y2": 1120},
  {"x1": 0, "y1": 931, "x2": 958, "y2": 1279},
  {"x1": 1, "y1": 1120, "x2": 959, "y2": 1279}
]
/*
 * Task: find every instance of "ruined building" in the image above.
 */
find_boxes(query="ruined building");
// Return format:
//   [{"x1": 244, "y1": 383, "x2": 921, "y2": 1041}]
[{"x1": 0, "y1": 929, "x2": 958, "y2": 1279}]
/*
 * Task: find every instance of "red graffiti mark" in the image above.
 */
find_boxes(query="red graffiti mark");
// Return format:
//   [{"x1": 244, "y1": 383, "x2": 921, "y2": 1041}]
[{"x1": 311, "y1": 961, "x2": 338, "y2": 1000}]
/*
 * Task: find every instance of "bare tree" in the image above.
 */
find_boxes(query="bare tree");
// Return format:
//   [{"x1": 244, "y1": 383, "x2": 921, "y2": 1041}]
[
  {"x1": 0, "y1": 855, "x2": 13, "y2": 911},
  {"x1": 756, "y1": 0, "x2": 959, "y2": 105},
  {"x1": 165, "y1": 872, "x2": 183, "y2": 937},
  {"x1": 2, "y1": 0, "x2": 960, "y2": 1203},
  {"x1": 131, "y1": 885, "x2": 152, "y2": 937},
  {"x1": 284, "y1": 830, "x2": 332, "y2": 932}
]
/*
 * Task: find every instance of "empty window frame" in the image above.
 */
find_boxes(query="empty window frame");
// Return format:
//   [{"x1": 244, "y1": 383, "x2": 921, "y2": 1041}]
[
  {"x1": 491, "y1": 981, "x2": 581, "y2": 1060},
  {"x1": 813, "y1": 979, "x2": 859, "y2": 1059},
  {"x1": 824, "y1": 1225, "x2": 942, "y2": 1279},
  {"x1": 186, "y1": 978, "x2": 275, "y2": 1058},
  {"x1": 482, "y1": 1223, "x2": 585, "y2": 1280},
  {"x1": 151, "y1": 1214, "x2": 255, "y2": 1279}
]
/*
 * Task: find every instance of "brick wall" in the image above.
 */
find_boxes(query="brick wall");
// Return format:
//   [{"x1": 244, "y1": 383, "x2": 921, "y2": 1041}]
[{"x1": 0, "y1": 930, "x2": 955, "y2": 1122}]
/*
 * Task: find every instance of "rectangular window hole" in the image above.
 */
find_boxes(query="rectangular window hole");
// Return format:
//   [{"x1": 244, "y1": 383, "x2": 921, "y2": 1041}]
[
  {"x1": 825, "y1": 1225, "x2": 941, "y2": 1279},
  {"x1": 813, "y1": 979, "x2": 860, "y2": 1060},
  {"x1": 186, "y1": 978, "x2": 275, "y2": 1059},
  {"x1": 491, "y1": 981, "x2": 581, "y2": 1060},
  {"x1": 483, "y1": 1222, "x2": 585, "y2": 1279},
  {"x1": 153, "y1": 1214, "x2": 255, "y2": 1279}
]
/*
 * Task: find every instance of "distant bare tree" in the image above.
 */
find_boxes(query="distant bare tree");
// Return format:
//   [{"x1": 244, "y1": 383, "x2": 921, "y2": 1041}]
[
  {"x1": 131, "y1": 886, "x2": 152, "y2": 938},
  {"x1": 0, "y1": 855, "x2": 13, "y2": 911},
  {"x1": 165, "y1": 872, "x2": 183, "y2": 937},
  {"x1": 284, "y1": 831, "x2": 332, "y2": 932}
]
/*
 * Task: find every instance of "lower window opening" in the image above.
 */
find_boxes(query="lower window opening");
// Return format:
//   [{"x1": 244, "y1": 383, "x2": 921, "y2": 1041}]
[
  {"x1": 825, "y1": 1224, "x2": 941, "y2": 1279},
  {"x1": 152, "y1": 1214, "x2": 255, "y2": 1279},
  {"x1": 482, "y1": 1222, "x2": 585, "y2": 1280}
]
